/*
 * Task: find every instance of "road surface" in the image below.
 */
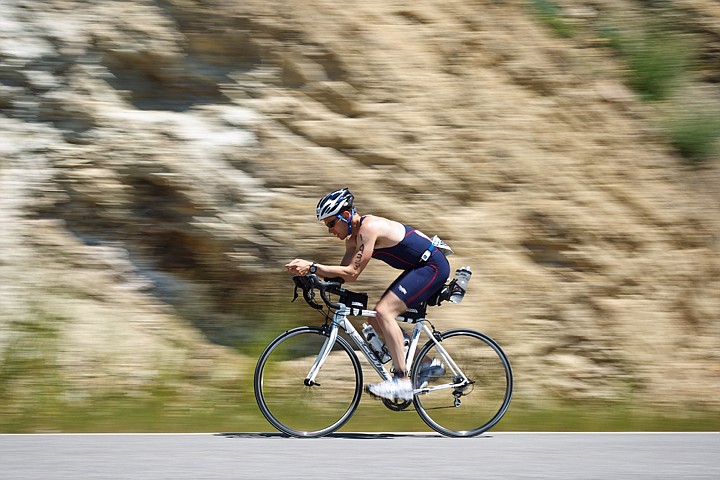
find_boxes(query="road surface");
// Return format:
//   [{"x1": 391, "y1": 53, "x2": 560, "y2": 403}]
[{"x1": 2, "y1": 432, "x2": 718, "y2": 479}]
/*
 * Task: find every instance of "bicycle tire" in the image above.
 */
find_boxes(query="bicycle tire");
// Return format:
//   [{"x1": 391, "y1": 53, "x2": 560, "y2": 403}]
[
  {"x1": 254, "y1": 326, "x2": 363, "y2": 437},
  {"x1": 412, "y1": 329, "x2": 512, "y2": 437}
]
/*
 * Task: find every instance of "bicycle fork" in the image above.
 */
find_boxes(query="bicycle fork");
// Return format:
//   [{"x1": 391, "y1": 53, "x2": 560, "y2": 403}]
[{"x1": 303, "y1": 322, "x2": 339, "y2": 387}]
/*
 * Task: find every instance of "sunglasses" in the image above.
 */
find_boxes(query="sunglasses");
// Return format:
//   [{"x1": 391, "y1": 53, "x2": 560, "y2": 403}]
[{"x1": 326, "y1": 214, "x2": 347, "y2": 229}]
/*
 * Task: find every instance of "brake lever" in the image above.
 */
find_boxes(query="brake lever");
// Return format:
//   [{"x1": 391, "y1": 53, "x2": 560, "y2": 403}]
[
  {"x1": 303, "y1": 286, "x2": 323, "y2": 310},
  {"x1": 291, "y1": 275, "x2": 323, "y2": 309},
  {"x1": 291, "y1": 276, "x2": 303, "y2": 303}
]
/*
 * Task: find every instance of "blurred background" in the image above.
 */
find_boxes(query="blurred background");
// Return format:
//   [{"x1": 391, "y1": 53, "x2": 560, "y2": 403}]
[{"x1": 1, "y1": 0, "x2": 718, "y2": 433}]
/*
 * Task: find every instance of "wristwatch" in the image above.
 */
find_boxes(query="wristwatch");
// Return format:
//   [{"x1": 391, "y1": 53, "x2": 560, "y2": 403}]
[{"x1": 309, "y1": 262, "x2": 317, "y2": 274}]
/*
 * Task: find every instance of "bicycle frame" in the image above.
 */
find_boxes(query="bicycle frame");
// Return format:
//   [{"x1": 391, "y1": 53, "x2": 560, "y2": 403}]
[{"x1": 304, "y1": 303, "x2": 470, "y2": 395}]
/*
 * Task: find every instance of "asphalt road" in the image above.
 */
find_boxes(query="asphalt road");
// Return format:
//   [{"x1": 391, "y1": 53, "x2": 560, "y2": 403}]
[{"x1": 1, "y1": 432, "x2": 718, "y2": 479}]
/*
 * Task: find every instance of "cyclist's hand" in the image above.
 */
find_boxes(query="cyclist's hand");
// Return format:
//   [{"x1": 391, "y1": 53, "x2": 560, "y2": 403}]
[{"x1": 285, "y1": 258, "x2": 312, "y2": 275}]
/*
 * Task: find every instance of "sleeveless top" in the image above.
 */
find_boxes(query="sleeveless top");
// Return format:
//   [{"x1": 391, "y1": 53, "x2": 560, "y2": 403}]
[{"x1": 360, "y1": 216, "x2": 434, "y2": 270}]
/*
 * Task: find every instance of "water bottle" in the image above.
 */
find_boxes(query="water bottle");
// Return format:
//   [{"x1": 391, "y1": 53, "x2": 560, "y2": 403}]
[
  {"x1": 449, "y1": 266, "x2": 472, "y2": 303},
  {"x1": 362, "y1": 323, "x2": 391, "y2": 363}
]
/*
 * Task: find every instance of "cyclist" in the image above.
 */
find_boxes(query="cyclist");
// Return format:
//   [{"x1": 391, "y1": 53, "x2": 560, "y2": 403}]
[{"x1": 285, "y1": 187, "x2": 450, "y2": 401}]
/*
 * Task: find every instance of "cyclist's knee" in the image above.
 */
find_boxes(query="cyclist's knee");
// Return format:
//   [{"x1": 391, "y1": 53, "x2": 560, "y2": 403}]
[{"x1": 375, "y1": 301, "x2": 405, "y2": 325}]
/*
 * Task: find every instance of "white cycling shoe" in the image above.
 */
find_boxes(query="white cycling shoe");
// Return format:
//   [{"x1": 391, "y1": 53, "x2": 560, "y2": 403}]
[{"x1": 365, "y1": 377, "x2": 413, "y2": 402}]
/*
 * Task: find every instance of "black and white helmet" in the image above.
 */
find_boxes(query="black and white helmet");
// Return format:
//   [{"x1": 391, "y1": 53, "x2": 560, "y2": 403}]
[{"x1": 316, "y1": 188, "x2": 354, "y2": 221}]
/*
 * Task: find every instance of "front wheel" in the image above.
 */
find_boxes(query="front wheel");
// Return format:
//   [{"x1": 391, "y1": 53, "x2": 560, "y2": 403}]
[
  {"x1": 254, "y1": 326, "x2": 363, "y2": 437},
  {"x1": 412, "y1": 329, "x2": 513, "y2": 437}
]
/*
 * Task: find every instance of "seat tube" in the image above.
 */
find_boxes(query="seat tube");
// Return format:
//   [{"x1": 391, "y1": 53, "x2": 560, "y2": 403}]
[
  {"x1": 405, "y1": 320, "x2": 424, "y2": 374},
  {"x1": 305, "y1": 310, "x2": 344, "y2": 385}
]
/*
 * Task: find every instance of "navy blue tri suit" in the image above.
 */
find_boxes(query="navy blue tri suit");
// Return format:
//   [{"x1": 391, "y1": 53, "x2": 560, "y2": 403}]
[{"x1": 361, "y1": 216, "x2": 450, "y2": 308}]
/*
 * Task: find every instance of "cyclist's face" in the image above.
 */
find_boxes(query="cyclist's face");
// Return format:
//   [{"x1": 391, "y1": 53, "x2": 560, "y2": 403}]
[
  {"x1": 323, "y1": 214, "x2": 346, "y2": 238},
  {"x1": 324, "y1": 217, "x2": 339, "y2": 230}
]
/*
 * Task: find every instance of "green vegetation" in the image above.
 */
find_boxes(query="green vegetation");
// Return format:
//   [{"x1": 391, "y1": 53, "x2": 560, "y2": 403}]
[
  {"x1": 0, "y1": 308, "x2": 251, "y2": 433},
  {"x1": 608, "y1": 19, "x2": 720, "y2": 163},
  {"x1": 0, "y1": 314, "x2": 65, "y2": 431},
  {"x1": 502, "y1": 401, "x2": 720, "y2": 432},
  {"x1": 600, "y1": 17, "x2": 720, "y2": 162},
  {"x1": 3, "y1": 381, "x2": 720, "y2": 433},
  {"x1": 530, "y1": 3, "x2": 718, "y2": 163},
  {"x1": 2, "y1": 314, "x2": 718, "y2": 434},
  {"x1": 612, "y1": 22, "x2": 694, "y2": 102},
  {"x1": 663, "y1": 108, "x2": 720, "y2": 162},
  {"x1": 532, "y1": 0, "x2": 574, "y2": 38}
]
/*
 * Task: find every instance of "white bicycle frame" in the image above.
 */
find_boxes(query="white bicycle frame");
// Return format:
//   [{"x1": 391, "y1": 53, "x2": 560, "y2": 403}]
[{"x1": 304, "y1": 302, "x2": 470, "y2": 395}]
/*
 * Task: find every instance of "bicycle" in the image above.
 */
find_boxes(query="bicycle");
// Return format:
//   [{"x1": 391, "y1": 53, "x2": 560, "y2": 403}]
[{"x1": 253, "y1": 274, "x2": 513, "y2": 438}]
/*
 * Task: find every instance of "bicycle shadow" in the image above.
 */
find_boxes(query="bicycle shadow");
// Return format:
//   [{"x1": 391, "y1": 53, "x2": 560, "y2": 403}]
[{"x1": 218, "y1": 432, "x2": 490, "y2": 439}]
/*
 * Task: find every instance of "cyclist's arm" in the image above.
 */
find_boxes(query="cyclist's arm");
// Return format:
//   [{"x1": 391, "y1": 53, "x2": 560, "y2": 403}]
[
  {"x1": 285, "y1": 230, "x2": 377, "y2": 282},
  {"x1": 339, "y1": 241, "x2": 356, "y2": 267},
  {"x1": 314, "y1": 230, "x2": 376, "y2": 283}
]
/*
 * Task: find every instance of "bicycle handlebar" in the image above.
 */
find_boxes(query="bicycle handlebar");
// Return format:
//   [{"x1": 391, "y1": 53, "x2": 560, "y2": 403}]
[{"x1": 292, "y1": 274, "x2": 345, "y2": 310}]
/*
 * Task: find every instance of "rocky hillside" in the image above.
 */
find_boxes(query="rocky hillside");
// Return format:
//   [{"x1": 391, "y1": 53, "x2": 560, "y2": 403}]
[{"x1": 1, "y1": 0, "x2": 719, "y2": 424}]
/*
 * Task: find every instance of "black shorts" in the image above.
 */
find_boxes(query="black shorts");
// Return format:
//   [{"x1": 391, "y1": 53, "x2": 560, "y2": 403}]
[{"x1": 384, "y1": 252, "x2": 450, "y2": 308}]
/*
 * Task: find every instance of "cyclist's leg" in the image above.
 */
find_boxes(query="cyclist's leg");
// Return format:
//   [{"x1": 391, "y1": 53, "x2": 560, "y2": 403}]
[
  {"x1": 374, "y1": 291, "x2": 409, "y2": 374},
  {"x1": 375, "y1": 260, "x2": 448, "y2": 374},
  {"x1": 366, "y1": 291, "x2": 414, "y2": 401}
]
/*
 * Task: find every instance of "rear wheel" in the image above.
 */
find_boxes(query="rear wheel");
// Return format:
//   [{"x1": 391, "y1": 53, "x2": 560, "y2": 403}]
[
  {"x1": 254, "y1": 326, "x2": 363, "y2": 437},
  {"x1": 412, "y1": 329, "x2": 512, "y2": 437}
]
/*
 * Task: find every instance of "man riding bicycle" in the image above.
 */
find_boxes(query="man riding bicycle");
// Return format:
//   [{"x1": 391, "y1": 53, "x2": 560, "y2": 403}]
[{"x1": 285, "y1": 188, "x2": 450, "y2": 401}]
